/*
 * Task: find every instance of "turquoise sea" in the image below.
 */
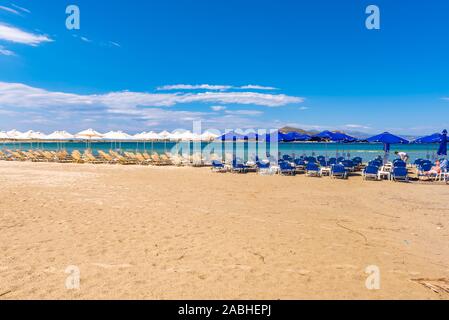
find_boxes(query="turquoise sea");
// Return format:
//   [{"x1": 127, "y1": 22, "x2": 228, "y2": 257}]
[{"x1": 1, "y1": 141, "x2": 444, "y2": 162}]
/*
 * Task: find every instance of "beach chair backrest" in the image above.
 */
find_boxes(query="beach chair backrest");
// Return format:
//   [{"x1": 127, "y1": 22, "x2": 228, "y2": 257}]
[
  {"x1": 86, "y1": 153, "x2": 97, "y2": 161},
  {"x1": 414, "y1": 159, "x2": 423, "y2": 166},
  {"x1": 328, "y1": 158, "x2": 337, "y2": 165},
  {"x1": 212, "y1": 160, "x2": 224, "y2": 168},
  {"x1": 419, "y1": 163, "x2": 432, "y2": 172},
  {"x1": 319, "y1": 159, "x2": 327, "y2": 167},
  {"x1": 306, "y1": 157, "x2": 317, "y2": 163},
  {"x1": 73, "y1": 150, "x2": 82, "y2": 157},
  {"x1": 332, "y1": 164, "x2": 346, "y2": 174},
  {"x1": 306, "y1": 162, "x2": 319, "y2": 171},
  {"x1": 43, "y1": 151, "x2": 54, "y2": 160},
  {"x1": 135, "y1": 153, "x2": 146, "y2": 162},
  {"x1": 364, "y1": 165, "x2": 379, "y2": 175},
  {"x1": 393, "y1": 160, "x2": 406, "y2": 168},
  {"x1": 342, "y1": 160, "x2": 354, "y2": 168},
  {"x1": 280, "y1": 162, "x2": 293, "y2": 170},
  {"x1": 369, "y1": 160, "x2": 382, "y2": 168},
  {"x1": 393, "y1": 167, "x2": 408, "y2": 177},
  {"x1": 71, "y1": 152, "x2": 81, "y2": 160},
  {"x1": 256, "y1": 161, "x2": 270, "y2": 169}
]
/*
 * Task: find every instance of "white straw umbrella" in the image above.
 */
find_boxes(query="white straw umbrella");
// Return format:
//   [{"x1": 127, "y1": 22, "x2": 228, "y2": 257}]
[
  {"x1": 134, "y1": 132, "x2": 147, "y2": 152},
  {"x1": 103, "y1": 131, "x2": 133, "y2": 151},
  {"x1": 0, "y1": 131, "x2": 10, "y2": 139},
  {"x1": 200, "y1": 131, "x2": 219, "y2": 142},
  {"x1": 6, "y1": 130, "x2": 22, "y2": 149},
  {"x1": 159, "y1": 130, "x2": 171, "y2": 152},
  {"x1": 76, "y1": 129, "x2": 103, "y2": 150},
  {"x1": 31, "y1": 132, "x2": 47, "y2": 149},
  {"x1": 45, "y1": 131, "x2": 68, "y2": 150},
  {"x1": 16, "y1": 130, "x2": 36, "y2": 149},
  {"x1": 141, "y1": 131, "x2": 161, "y2": 153},
  {"x1": 0, "y1": 131, "x2": 10, "y2": 149},
  {"x1": 7, "y1": 130, "x2": 22, "y2": 138}
]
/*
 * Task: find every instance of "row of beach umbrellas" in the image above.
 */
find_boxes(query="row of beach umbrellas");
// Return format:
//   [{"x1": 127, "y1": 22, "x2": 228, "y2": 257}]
[
  {"x1": 0, "y1": 128, "x2": 447, "y2": 156},
  {"x1": 0, "y1": 129, "x2": 221, "y2": 142},
  {"x1": 217, "y1": 130, "x2": 448, "y2": 157}
]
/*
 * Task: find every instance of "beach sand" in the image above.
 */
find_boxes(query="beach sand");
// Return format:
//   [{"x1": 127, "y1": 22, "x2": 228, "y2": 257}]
[{"x1": 0, "y1": 161, "x2": 448, "y2": 300}]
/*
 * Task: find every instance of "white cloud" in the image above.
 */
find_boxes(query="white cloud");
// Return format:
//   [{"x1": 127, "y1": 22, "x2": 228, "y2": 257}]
[
  {"x1": 0, "y1": 5, "x2": 20, "y2": 15},
  {"x1": 298, "y1": 106, "x2": 309, "y2": 110},
  {"x1": 0, "y1": 82, "x2": 303, "y2": 109},
  {"x1": 157, "y1": 84, "x2": 232, "y2": 91},
  {"x1": 109, "y1": 41, "x2": 121, "y2": 47},
  {"x1": 11, "y1": 4, "x2": 31, "y2": 14},
  {"x1": 157, "y1": 84, "x2": 279, "y2": 91},
  {"x1": 73, "y1": 34, "x2": 93, "y2": 43},
  {"x1": 177, "y1": 91, "x2": 303, "y2": 107},
  {"x1": 344, "y1": 124, "x2": 371, "y2": 129},
  {"x1": 224, "y1": 110, "x2": 263, "y2": 116},
  {"x1": 0, "y1": 45, "x2": 15, "y2": 56},
  {"x1": 211, "y1": 105, "x2": 226, "y2": 111},
  {"x1": 239, "y1": 85, "x2": 277, "y2": 90},
  {"x1": 0, "y1": 23, "x2": 52, "y2": 46},
  {"x1": 0, "y1": 82, "x2": 304, "y2": 131},
  {"x1": 80, "y1": 36, "x2": 92, "y2": 43}
]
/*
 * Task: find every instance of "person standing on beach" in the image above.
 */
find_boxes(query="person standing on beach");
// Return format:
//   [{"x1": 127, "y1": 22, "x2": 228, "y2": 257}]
[{"x1": 395, "y1": 151, "x2": 409, "y2": 162}]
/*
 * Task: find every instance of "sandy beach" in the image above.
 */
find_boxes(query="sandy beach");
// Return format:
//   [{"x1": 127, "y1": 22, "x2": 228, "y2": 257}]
[{"x1": 0, "y1": 161, "x2": 448, "y2": 300}]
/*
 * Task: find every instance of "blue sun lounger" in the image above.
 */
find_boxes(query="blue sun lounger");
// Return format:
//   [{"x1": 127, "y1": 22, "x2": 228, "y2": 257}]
[
  {"x1": 362, "y1": 165, "x2": 379, "y2": 180},
  {"x1": 417, "y1": 162, "x2": 433, "y2": 180},
  {"x1": 341, "y1": 160, "x2": 355, "y2": 172},
  {"x1": 352, "y1": 157, "x2": 362, "y2": 166},
  {"x1": 391, "y1": 167, "x2": 409, "y2": 182},
  {"x1": 306, "y1": 162, "x2": 321, "y2": 177},
  {"x1": 211, "y1": 160, "x2": 227, "y2": 173},
  {"x1": 279, "y1": 161, "x2": 296, "y2": 176},
  {"x1": 393, "y1": 159, "x2": 407, "y2": 168},
  {"x1": 328, "y1": 158, "x2": 337, "y2": 166},
  {"x1": 294, "y1": 158, "x2": 306, "y2": 172},
  {"x1": 231, "y1": 160, "x2": 248, "y2": 173},
  {"x1": 256, "y1": 161, "x2": 272, "y2": 175},
  {"x1": 331, "y1": 164, "x2": 348, "y2": 179}
]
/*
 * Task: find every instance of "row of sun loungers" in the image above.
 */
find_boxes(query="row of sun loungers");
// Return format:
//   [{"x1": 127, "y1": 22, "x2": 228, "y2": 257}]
[
  {"x1": 0, "y1": 149, "x2": 176, "y2": 166},
  {"x1": 212, "y1": 155, "x2": 448, "y2": 183},
  {"x1": 211, "y1": 156, "x2": 361, "y2": 179},
  {"x1": 361, "y1": 157, "x2": 449, "y2": 182},
  {"x1": 2, "y1": 149, "x2": 447, "y2": 182}
]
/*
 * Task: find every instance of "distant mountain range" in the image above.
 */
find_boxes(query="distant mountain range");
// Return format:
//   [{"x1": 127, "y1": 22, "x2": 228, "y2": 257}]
[{"x1": 279, "y1": 126, "x2": 420, "y2": 141}]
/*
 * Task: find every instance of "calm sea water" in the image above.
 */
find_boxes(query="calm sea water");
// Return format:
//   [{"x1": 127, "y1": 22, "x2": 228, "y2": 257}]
[{"x1": 1, "y1": 141, "x2": 444, "y2": 162}]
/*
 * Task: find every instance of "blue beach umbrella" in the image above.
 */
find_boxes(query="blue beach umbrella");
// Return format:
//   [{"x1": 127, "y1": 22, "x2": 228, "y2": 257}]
[
  {"x1": 366, "y1": 132, "x2": 409, "y2": 145},
  {"x1": 313, "y1": 131, "x2": 357, "y2": 158},
  {"x1": 313, "y1": 130, "x2": 357, "y2": 142},
  {"x1": 413, "y1": 133, "x2": 444, "y2": 144},
  {"x1": 437, "y1": 130, "x2": 447, "y2": 157},
  {"x1": 366, "y1": 132, "x2": 409, "y2": 162},
  {"x1": 413, "y1": 130, "x2": 449, "y2": 159},
  {"x1": 219, "y1": 131, "x2": 245, "y2": 141}
]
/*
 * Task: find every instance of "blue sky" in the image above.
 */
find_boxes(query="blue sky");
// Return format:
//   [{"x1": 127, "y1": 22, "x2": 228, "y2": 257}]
[{"x1": 0, "y1": 0, "x2": 448, "y2": 134}]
